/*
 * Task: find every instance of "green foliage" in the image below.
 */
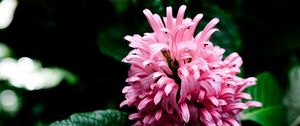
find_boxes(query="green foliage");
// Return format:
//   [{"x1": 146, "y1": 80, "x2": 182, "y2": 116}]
[
  {"x1": 204, "y1": 4, "x2": 242, "y2": 55},
  {"x1": 98, "y1": 26, "x2": 130, "y2": 61},
  {"x1": 112, "y1": 0, "x2": 130, "y2": 15},
  {"x1": 242, "y1": 106, "x2": 287, "y2": 126},
  {"x1": 50, "y1": 109, "x2": 128, "y2": 126},
  {"x1": 242, "y1": 72, "x2": 287, "y2": 125},
  {"x1": 247, "y1": 72, "x2": 283, "y2": 108}
]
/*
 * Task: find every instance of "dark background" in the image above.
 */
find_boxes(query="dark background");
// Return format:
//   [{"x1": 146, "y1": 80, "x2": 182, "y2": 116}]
[{"x1": 0, "y1": 0, "x2": 299, "y2": 125}]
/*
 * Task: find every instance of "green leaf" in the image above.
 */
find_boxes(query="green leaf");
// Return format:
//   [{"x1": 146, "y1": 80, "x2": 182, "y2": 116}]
[
  {"x1": 112, "y1": 0, "x2": 130, "y2": 15},
  {"x1": 200, "y1": 4, "x2": 242, "y2": 55},
  {"x1": 50, "y1": 109, "x2": 128, "y2": 126},
  {"x1": 98, "y1": 26, "x2": 130, "y2": 61},
  {"x1": 242, "y1": 106, "x2": 287, "y2": 126},
  {"x1": 242, "y1": 72, "x2": 287, "y2": 125},
  {"x1": 244, "y1": 72, "x2": 283, "y2": 113}
]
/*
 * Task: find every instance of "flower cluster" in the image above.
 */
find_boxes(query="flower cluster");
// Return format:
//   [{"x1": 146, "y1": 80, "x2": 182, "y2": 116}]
[{"x1": 120, "y1": 5, "x2": 261, "y2": 126}]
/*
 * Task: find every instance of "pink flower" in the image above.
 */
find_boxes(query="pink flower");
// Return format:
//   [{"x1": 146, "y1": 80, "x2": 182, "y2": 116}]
[{"x1": 120, "y1": 5, "x2": 261, "y2": 126}]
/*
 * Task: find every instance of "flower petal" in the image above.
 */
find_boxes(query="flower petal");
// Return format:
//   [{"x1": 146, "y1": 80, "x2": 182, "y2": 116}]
[
  {"x1": 181, "y1": 102, "x2": 190, "y2": 123},
  {"x1": 224, "y1": 118, "x2": 240, "y2": 126},
  {"x1": 166, "y1": 6, "x2": 174, "y2": 31},
  {"x1": 143, "y1": 9, "x2": 160, "y2": 32},
  {"x1": 149, "y1": 43, "x2": 169, "y2": 59},
  {"x1": 246, "y1": 101, "x2": 262, "y2": 107},
  {"x1": 129, "y1": 113, "x2": 141, "y2": 120},
  {"x1": 200, "y1": 108, "x2": 212, "y2": 121},
  {"x1": 175, "y1": 5, "x2": 187, "y2": 25},
  {"x1": 138, "y1": 98, "x2": 152, "y2": 110},
  {"x1": 236, "y1": 93, "x2": 252, "y2": 100},
  {"x1": 164, "y1": 83, "x2": 174, "y2": 95},
  {"x1": 208, "y1": 96, "x2": 219, "y2": 107},
  {"x1": 154, "y1": 91, "x2": 164, "y2": 105},
  {"x1": 155, "y1": 109, "x2": 163, "y2": 121}
]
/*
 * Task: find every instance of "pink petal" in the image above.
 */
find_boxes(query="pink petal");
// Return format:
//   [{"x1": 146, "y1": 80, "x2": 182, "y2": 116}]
[
  {"x1": 224, "y1": 118, "x2": 240, "y2": 126},
  {"x1": 246, "y1": 101, "x2": 262, "y2": 107},
  {"x1": 181, "y1": 22, "x2": 196, "y2": 41},
  {"x1": 236, "y1": 93, "x2": 252, "y2": 100},
  {"x1": 180, "y1": 102, "x2": 190, "y2": 123},
  {"x1": 229, "y1": 56, "x2": 242, "y2": 67},
  {"x1": 200, "y1": 109, "x2": 212, "y2": 121},
  {"x1": 218, "y1": 99, "x2": 227, "y2": 106},
  {"x1": 229, "y1": 67, "x2": 241, "y2": 74},
  {"x1": 208, "y1": 96, "x2": 219, "y2": 107},
  {"x1": 178, "y1": 67, "x2": 189, "y2": 78},
  {"x1": 176, "y1": 5, "x2": 187, "y2": 25},
  {"x1": 154, "y1": 91, "x2": 164, "y2": 105},
  {"x1": 129, "y1": 113, "x2": 141, "y2": 120},
  {"x1": 208, "y1": 110, "x2": 221, "y2": 119},
  {"x1": 142, "y1": 60, "x2": 152, "y2": 67},
  {"x1": 220, "y1": 88, "x2": 235, "y2": 96},
  {"x1": 133, "y1": 121, "x2": 142, "y2": 126},
  {"x1": 166, "y1": 6, "x2": 174, "y2": 31},
  {"x1": 156, "y1": 76, "x2": 172, "y2": 88},
  {"x1": 200, "y1": 81, "x2": 216, "y2": 96},
  {"x1": 153, "y1": 14, "x2": 164, "y2": 29},
  {"x1": 224, "y1": 103, "x2": 248, "y2": 111},
  {"x1": 198, "y1": 89, "x2": 205, "y2": 101},
  {"x1": 202, "y1": 28, "x2": 219, "y2": 42},
  {"x1": 125, "y1": 76, "x2": 140, "y2": 83},
  {"x1": 155, "y1": 109, "x2": 163, "y2": 121},
  {"x1": 124, "y1": 35, "x2": 135, "y2": 43},
  {"x1": 224, "y1": 52, "x2": 240, "y2": 64},
  {"x1": 164, "y1": 83, "x2": 174, "y2": 95},
  {"x1": 149, "y1": 43, "x2": 169, "y2": 59},
  {"x1": 195, "y1": 18, "x2": 219, "y2": 43},
  {"x1": 143, "y1": 9, "x2": 160, "y2": 32},
  {"x1": 177, "y1": 41, "x2": 198, "y2": 51},
  {"x1": 222, "y1": 122, "x2": 230, "y2": 126},
  {"x1": 236, "y1": 77, "x2": 257, "y2": 93},
  {"x1": 225, "y1": 80, "x2": 236, "y2": 86},
  {"x1": 191, "y1": 65, "x2": 200, "y2": 80},
  {"x1": 148, "y1": 117, "x2": 156, "y2": 124},
  {"x1": 246, "y1": 77, "x2": 257, "y2": 86},
  {"x1": 152, "y1": 72, "x2": 164, "y2": 80},
  {"x1": 216, "y1": 119, "x2": 223, "y2": 126},
  {"x1": 121, "y1": 86, "x2": 131, "y2": 93},
  {"x1": 189, "y1": 14, "x2": 203, "y2": 34},
  {"x1": 160, "y1": 27, "x2": 171, "y2": 34},
  {"x1": 203, "y1": 18, "x2": 219, "y2": 33},
  {"x1": 138, "y1": 98, "x2": 152, "y2": 110},
  {"x1": 143, "y1": 115, "x2": 151, "y2": 124},
  {"x1": 193, "y1": 58, "x2": 209, "y2": 71},
  {"x1": 192, "y1": 14, "x2": 203, "y2": 25},
  {"x1": 120, "y1": 99, "x2": 128, "y2": 107}
]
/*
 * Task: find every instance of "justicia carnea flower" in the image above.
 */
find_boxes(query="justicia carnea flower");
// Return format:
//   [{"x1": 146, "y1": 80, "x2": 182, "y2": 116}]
[{"x1": 120, "y1": 5, "x2": 262, "y2": 126}]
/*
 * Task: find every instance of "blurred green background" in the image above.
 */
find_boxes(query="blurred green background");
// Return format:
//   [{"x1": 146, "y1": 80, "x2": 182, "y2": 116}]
[{"x1": 0, "y1": 0, "x2": 300, "y2": 125}]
